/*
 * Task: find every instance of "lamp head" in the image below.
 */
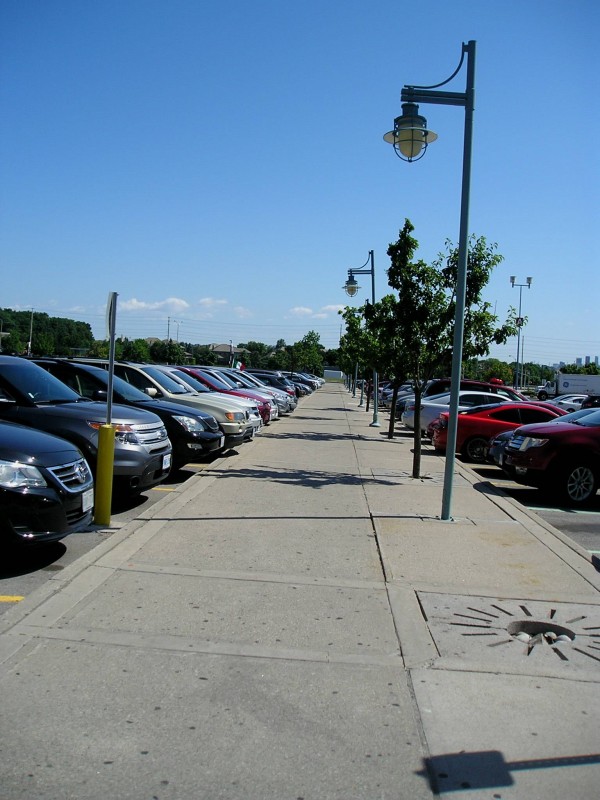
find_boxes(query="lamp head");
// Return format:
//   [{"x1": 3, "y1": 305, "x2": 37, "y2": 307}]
[
  {"x1": 344, "y1": 275, "x2": 360, "y2": 297},
  {"x1": 510, "y1": 276, "x2": 516, "y2": 286},
  {"x1": 526, "y1": 277, "x2": 532, "y2": 287},
  {"x1": 383, "y1": 102, "x2": 438, "y2": 162}
]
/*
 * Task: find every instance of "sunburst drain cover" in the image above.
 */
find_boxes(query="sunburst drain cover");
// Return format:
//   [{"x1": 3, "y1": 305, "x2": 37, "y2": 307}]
[{"x1": 417, "y1": 594, "x2": 600, "y2": 675}]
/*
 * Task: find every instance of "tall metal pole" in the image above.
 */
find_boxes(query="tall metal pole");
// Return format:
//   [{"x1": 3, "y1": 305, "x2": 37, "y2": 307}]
[
  {"x1": 389, "y1": 41, "x2": 477, "y2": 521},
  {"x1": 515, "y1": 285, "x2": 523, "y2": 389},
  {"x1": 440, "y1": 41, "x2": 476, "y2": 521},
  {"x1": 369, "y1": 250, "x2": 380, "y2": 427}
]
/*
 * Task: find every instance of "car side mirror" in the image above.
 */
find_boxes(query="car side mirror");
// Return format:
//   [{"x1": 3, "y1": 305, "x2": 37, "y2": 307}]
[
  {"x1": 92, "y1": 389, "x2": 108, "y2": 401},
  {"x1": 144, "y1": 387, "x2": 158, "y2": 398}
]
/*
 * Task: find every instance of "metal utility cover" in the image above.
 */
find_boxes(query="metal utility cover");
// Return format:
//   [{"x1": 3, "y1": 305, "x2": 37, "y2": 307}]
[{"x1": 417, "y1": 591, "x2": 600, "y2": 679}]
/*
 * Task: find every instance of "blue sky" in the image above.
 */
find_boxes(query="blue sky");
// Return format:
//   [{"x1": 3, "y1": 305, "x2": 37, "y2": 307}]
[{"x1": 1, "y1": 0, "x2": 598, "y2": 365}]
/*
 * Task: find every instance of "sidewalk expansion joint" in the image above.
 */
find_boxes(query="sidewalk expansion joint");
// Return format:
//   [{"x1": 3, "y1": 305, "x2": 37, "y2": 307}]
[
  {"x1": 12, "y1": 625, "x2": 403, "y2": 668},
  {"x1": 116, "y1": 561, "x2": 387, "y2": 590}
]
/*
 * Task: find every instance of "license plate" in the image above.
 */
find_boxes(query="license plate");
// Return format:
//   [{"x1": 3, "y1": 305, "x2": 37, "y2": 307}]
[
  {"x1": 82, "y1": 488, "x2": 94, "y2": 513},
  {"x1": 219, "y1": 435, "x2": 225, "y2": 448},
  {"x1": 163, "y1": 453, "x2": 172, "y2": 470}
]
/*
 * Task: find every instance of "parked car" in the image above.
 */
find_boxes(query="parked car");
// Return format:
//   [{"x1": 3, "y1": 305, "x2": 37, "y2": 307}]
[
  {"x1": 505, "y1": 408, "x2": 600, "y2": 505},
  {"x1": 216, "y1": 367, "x2": 296, "y2": 414},
  {"x1": 431, "y1": 402, "x2": 567, "y2": 462},
  {"x1": 487, "y1": 408, "x2": 600, "y2": 477},
  {"x1": 32, "y1": 359, "x2": 225, "y2": 469},
  {"x1": 581, "y1": 395, "x2": 600, "y2": 409},
  {"x1": 396, "y1": 379, "x2": 527, "y2": 416},
  {"x1": 244, "y1": 370, "x2": 298, "y2": 399},
  {"x1": 177, "y1": 366, "x2": 277, "y2": 425},
  {"x1": 550, "y1": 394, "x2": 587, "y2": 412},
  {"x1": 401, "y1": 390, "x2": 517, "y2": 435},
  {"x1": 281, "y1": 372, "x2": 320, "y2": 391},
  {"x1": 486, "y1": 430, "x2": 516, "y2": 473},
  {"x1": 379, "y1": 382, "x2": 413, "y2": 409},
  {"x1": 0, "y1": 420, "x2": 94, "y2": 547},
  {"x1": 157, "y1": 366, "x2": 263, "y2": 438},
  {"x1": 0, "y1": 356, "x2": 172, "y2": 494},
  {"x1": 74, "y1": 359, "x2": 251, "y2": 450}
]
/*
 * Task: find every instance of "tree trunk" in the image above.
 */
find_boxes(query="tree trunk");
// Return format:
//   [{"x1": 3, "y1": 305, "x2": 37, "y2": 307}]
[
  {"x1": 412, "y1": 384, "x2": 422, "y2": 478},
  {"x1": 388, "y1": 384, "x2": 399, "y2": 439}
]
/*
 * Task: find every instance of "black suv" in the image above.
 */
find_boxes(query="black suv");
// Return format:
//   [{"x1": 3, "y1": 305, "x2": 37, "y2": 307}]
[
  {"x1": 33, "y1": 359, "x2": 225, "y2": 470},
  {"x1": 0, "y1": 356, "x2": 172, "y2": 494}
]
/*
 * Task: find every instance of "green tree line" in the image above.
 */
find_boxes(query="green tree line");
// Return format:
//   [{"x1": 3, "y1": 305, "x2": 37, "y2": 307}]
[{"x1": 0, "y1": 309, "x2": 337, "y2": 375}]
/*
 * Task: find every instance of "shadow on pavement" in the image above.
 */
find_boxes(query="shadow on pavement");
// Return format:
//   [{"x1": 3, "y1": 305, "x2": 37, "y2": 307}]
[{"x1": 0, "y1": 541, "x2": 67, "y2": 578}]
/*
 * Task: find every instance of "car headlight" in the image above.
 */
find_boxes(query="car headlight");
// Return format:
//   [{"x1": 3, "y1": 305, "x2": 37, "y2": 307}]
[
  {"x1": 519, "y1": 437, "x2": 549, "y2": 451},
  {"x1": 173, "y1": 415, "x2": 207, "y2": 432},
  {"x1": 87, "y1": 421, "x2": 140, "y2": 445},
  {"x1": 225, "y1": 411, "x2": 245, "y2": 422},
  {"x1": 0, "y1": 460, "x2": 47, "y2": 489}
]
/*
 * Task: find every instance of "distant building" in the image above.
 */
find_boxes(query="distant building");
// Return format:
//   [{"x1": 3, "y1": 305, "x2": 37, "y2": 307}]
[{"x1": 208, "y1": 343, "x2": 248, "y2": 365}]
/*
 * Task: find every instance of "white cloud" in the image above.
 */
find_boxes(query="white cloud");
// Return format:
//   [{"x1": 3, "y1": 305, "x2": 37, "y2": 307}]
[
  {"x1": 289, "y1": 306, "x2": 313, "y2": 316},
  {"x1": 321, "y1": 304, "x2": 345, "y2": 313},
  {"x1": 233, "y1": 306, "x2": 253, "y2": 318},
  {"x1": 198, "y1": 297, "x2": 228, "y2": 308},
  {"x1": 120, "y1": 297, "x2": 190, "y2": 313}
]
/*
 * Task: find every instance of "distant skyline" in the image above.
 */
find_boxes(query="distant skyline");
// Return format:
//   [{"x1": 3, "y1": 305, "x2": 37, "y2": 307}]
[{"x1": 1, "y1": 1, "x2": 598, "y2": 366}]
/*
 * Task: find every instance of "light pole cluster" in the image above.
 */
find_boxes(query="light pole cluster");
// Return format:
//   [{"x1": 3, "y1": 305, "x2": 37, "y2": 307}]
[
  {"x1": 510, "y1": 276, "x2": 532, "y2": 390},
  {"x1": 342, "y1": 250, "x2": 380, "y2": 427}
]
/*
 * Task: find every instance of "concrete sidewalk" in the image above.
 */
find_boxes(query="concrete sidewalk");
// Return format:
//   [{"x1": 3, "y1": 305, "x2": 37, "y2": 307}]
[{"x1": 1, "y1": 382, "x2": 599, "y2": 799}]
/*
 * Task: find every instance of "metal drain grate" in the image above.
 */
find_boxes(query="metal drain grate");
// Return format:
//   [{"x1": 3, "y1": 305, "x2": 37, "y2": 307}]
[{"x1": 417, "y1": 593, "x2": 600, "y2": 675}]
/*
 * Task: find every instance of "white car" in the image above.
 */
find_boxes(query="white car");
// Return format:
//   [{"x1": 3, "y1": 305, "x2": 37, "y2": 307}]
[
  {"x1": 551, "y1": 394, "x2": 587, "y2": 412},
  {"x1": 401, "y1": 391, "x2": 514, "y2": 435}
]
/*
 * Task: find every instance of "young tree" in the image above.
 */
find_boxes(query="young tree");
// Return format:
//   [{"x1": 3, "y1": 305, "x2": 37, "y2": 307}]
[
  {"x1": 338, "y1": 307, "x2": 369, "y2": 392},
  {"x1": 362, "y1": 293, "x2": 409, "y2": 438},
  {"x1": 384, "y1": 219, "x2": 518, "y2": 477}
]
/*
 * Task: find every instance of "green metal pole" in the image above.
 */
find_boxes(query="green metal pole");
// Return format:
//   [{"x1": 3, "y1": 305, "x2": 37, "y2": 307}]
[{"x1": 441, "y1": 41, "x2": 476, "y2": 521}]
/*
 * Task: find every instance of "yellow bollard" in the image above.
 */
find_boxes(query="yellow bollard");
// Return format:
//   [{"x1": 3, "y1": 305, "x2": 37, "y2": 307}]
[{"x1": 94, "y1": 424, "x2": 115, "y2": 526}]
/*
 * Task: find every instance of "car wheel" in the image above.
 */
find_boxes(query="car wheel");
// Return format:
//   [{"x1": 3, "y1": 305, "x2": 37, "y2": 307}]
[
  {"x1": 556, "y1": 461, "x2": 598, "y2": 506},
  {"x1": 538, "y1": 391, "x2": 548, "y2": 400},
  {"x1": 461, "y1": 436, "x2": 488, "y2": 462}
]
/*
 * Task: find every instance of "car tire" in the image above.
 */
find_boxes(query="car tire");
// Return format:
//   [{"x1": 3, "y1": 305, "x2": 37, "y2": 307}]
[
  {"x1": 461, "y1": 436, "x2": 488, "y2": 463},
  {"x1": 537, "y1": 391, "x2": 548, "y2": 400},
  {"x1": 555, "y1": 461, "x2": 598, "y2": 506}
]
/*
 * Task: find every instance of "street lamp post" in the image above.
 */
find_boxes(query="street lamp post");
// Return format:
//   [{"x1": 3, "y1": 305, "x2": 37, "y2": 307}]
[
  {"x1": 510, "y1": 276, "x2": 532, "y2": 390},
  {"x1": 384, "y1": 40, "x2": 476, "y2": 521},
  {"x1": 343, "y1": 250, "x2": 380, "y2": 427}
]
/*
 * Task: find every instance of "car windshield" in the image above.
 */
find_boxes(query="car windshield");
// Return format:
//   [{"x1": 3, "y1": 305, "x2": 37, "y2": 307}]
[
  {"x1": 110, "y1": 373, "x2": 151, "y2": 402},
  {"x1": 79, "y1": 365, "x2": 151, "y2": 403},
  {"x1": 215, "y1": 370, "x2": 246, "y2": 388},
  {"x1": 196, "y1": 370, "x2": 233, "y2": 391},
  {"x1": 168, "y1": 369, "x2": 211, "y2": 393},
  {"x1": 564, "y1": 408, "x2": 600, "y2": 427},
  {"x1": 142, "y1": 366, "x2": 195, "y2": 395},
  {"x1": 0, "y1": 360, "x2": 84, "y2": 404}
]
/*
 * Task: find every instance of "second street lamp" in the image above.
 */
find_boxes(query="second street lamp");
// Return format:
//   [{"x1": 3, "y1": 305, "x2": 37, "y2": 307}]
[
  {"x1": 384, "y1": 40, "x2": 476, "y2": 522},
  {"x1": 510, "y1": 276, "x2": 532, "y2": 390},
  {"x1": 343, "y1": 250, "x2": 380, "y2": 427}
]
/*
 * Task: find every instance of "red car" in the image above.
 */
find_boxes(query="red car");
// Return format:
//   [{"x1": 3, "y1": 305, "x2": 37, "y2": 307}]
[
  {"x1": 432, "y1": 402, "x2": 567, "y2": 462},
  {"x1": 505, "y1": 409, "x2": 600, "y2": 505}
]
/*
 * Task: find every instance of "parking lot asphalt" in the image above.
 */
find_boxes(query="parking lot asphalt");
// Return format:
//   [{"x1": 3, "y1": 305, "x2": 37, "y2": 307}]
[{"x1": 1, "y1": 382, "x2": 599, "y2": 800}]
